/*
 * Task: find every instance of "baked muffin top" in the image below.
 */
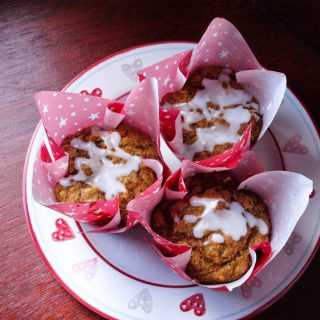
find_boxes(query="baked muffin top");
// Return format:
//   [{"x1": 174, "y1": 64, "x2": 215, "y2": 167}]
[
  {"x1": 151, "y1": 173, "x2": 270, "y2": 284},
  {"x1": 161, "y1": 65, "x2": 262, "y2": 160},
  {"x1": 54, "y1": 123, "x2": 158, "y2": 226}
]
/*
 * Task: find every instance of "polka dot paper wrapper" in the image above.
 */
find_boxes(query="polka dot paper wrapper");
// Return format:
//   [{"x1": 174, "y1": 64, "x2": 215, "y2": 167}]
[
  {"x1": 32, "y1": 77, "x2": 165, "y2": 233},
  {"x1": 135, "y1": 151, "x2": 313, "y2": 291},
  {"x1": 138, "y1": 17, "x2": 287, "y2": 167}
]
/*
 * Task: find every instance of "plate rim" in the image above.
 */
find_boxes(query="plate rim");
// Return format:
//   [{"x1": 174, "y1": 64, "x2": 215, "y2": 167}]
[{"x1": 23, "y1": 41, "x2": 320, "y2": 320}]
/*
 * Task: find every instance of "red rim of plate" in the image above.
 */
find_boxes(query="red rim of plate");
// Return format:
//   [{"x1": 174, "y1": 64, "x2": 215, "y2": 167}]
[{"x1": 23, "y1": 41, "x2": 320, "y2": 320}]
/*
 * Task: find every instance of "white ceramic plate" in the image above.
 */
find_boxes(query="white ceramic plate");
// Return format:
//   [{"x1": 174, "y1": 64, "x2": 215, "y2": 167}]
[{"x1": 24, "y1": 42, "x2": 320, "y2": 320}]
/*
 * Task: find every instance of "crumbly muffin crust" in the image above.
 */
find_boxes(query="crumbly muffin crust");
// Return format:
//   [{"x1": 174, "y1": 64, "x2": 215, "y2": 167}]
[
  {"x1": 151, "y1": 173, "x2": 270, "y2": 284},
  {"x1": 55, "y1": 123, "x2": 158, "y2": 226},
  {"x1": 161, "y1": 66, "x2": 262, "y2": 160}
]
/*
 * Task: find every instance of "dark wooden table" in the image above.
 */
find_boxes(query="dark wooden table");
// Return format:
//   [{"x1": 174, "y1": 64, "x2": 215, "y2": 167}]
[{"x1": 1, "y1": 1, "x2": 319, "y2": 319}]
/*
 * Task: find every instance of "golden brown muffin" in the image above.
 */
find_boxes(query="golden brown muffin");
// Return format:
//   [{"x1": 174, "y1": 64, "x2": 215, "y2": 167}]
[
  {"x1": 161, "y1": 66, "x2": 262, "y2": 160},
  {"x1": 151, "y1": 173, "x2": 271, "y2": 284},
  {"x1": 55, "y1": 123, "x2": 158, "y2": 227}
]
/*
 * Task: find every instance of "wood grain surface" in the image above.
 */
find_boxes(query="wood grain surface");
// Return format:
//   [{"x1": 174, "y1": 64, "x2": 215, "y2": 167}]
[{"x1": 1, "y1": 0, "x2": 319, "y2": 319}]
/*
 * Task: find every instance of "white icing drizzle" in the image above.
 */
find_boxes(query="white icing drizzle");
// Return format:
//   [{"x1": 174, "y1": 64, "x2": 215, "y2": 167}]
[
  {"x1": 204, "y1": 233, "x2": 225, "y2": 245},
  {"x1": 183, "y1": 214, "x2": 198, "y2": 224},
  {"x1": 59, "y1": 127, "x2": 141, "y2": 200},
  {"x1": 183, "y1": 196, "x2": 268, "y2": 243},
  {"x1": 163, "y1": 69, "x2": 259, "y2": 159}
]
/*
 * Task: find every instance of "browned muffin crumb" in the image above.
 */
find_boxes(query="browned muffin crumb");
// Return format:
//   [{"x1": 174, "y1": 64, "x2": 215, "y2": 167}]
[
  {"x1": 54, "y1": 123, "x2": 158, "y2": 227},
  {"x1": 151, "y1": 173, "x2": 270, "y2": 284},
  {"x1": 161, "y1": 66, "x2": 262, "y2": 160}
]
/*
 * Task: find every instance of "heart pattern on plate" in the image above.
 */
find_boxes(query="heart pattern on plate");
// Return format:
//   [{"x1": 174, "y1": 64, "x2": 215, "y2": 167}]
[
  {"x1": 241, "y1": 277, "x2": 262, "y2": 298},
  {"x1": 180, "y1": 293, "x2": 206, "y2": 316},
  {"x1": 122, "y1": 59, "x2": 143, "y2": 82},
  {"x1": 80, "y1": 88, "x2": 103, "y2": 97},
  {"x1": 52, "y1": 218, "x2": 75, "y2": 241},
  {"x1": 283, "y1": 134, "x2": 309, "y2": 154},
  {"x1": 128, "y1": 288, "x2": 153, "y2": 313},
  {"x1": 284, "y1": 232, "x2": 302, "y2": 256},
  {"x1": 72, "y1": 258, "x2": 98, "y2": 281}
]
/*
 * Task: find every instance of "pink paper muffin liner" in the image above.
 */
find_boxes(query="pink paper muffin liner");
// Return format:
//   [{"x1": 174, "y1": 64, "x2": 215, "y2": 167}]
[
  {"x1": 138, "y1": 17, "x2": 287, "y2": 167},
  {"x1": 32, "y1": 77, "x2": 166, "y2": 233},
  {"x1": 134, "y1": 152, "x2": 313, "y2": 291}
]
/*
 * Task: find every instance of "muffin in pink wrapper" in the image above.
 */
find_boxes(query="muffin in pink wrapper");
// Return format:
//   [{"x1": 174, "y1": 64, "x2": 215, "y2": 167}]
[
  {"x1": 135, "y1": 152, "x2": 313, "y2": 291},
  {"x1": 138, "y1": 18, "x2": 287, "y2": 167},
  {"x1": 32, "y1": 77, "x2": 165, "y2": 232}
]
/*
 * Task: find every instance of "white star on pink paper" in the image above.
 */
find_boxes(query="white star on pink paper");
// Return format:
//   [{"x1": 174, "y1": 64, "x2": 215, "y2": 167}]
[
  {"x1": 58, "y1": 117, "x2": 67, "y2": 128},
  {"x1": 162, "y1": 75, "x2": 170, "y2": 87},
  {"x1": 43, "y1": 104, "x2": 49, "y2": 114},
  {"x1": 88, "y1": 112, "x2": 100, "y2": 121},
  {"x1": 218, "y1": 50, "x2": 229, "y2": 58}
]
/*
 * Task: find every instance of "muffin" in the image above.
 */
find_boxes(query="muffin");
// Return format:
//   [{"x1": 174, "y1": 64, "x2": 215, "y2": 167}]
[
  {"x1": 54, "y1": 123, "x2": 158, "y2": 227},
  {"x1": 151, "y1": 172, "x2": 270, "y2": 284},
  {"x1": 161, "y1": 66, "x2": 262, "y2": 160}
]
